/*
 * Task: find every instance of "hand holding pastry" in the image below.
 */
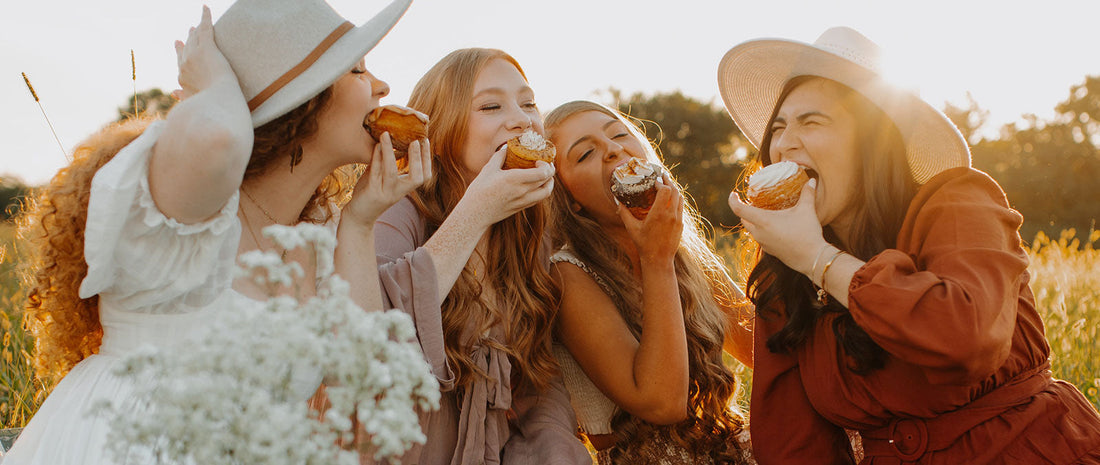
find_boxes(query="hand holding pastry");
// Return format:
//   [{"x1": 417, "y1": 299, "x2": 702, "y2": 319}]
[
  {"x1": 621, "y1": 174, "x2": 683, "y2": 265},
  {"x1": 729, "y1": 177, "x2": 827, "y2": 277},
  {"x1": 364, "y1": 105, "x2": 430, "y2": 173},
  {"x1": 461, "y1": 145, "x2": 555, "y2": 227},
  {"x1": 343, "y1": 132, "x2": 432, "y2": 226}
]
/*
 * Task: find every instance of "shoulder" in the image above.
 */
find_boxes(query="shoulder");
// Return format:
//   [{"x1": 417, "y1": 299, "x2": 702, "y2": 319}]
[{"x1": 912, "y1": 167, "x2": 1010, "y2": 211}]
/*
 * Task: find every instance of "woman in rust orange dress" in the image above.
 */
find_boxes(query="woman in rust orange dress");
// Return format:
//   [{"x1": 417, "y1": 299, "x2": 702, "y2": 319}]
[{"x1": 722, "y1": 27, "x2": 1100, "y2": 464}]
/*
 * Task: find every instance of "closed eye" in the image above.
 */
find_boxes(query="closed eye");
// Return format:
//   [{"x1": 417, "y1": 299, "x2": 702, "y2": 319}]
[{"x1": 577, "y1": 149, "x2": 593, "y2": 163}]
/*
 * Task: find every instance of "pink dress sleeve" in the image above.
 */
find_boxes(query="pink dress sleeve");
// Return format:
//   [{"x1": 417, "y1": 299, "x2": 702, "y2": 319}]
[
  {"x1": 848, "y1": 169, "x2": 1027, "y2": 385},
  {"x1": 374, "y1": 197, "x2": 454, "y2": 389}
]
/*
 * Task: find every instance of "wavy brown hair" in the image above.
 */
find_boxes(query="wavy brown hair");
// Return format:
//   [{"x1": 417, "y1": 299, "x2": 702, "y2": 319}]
[
  {"x1": 19, "y1": 89, "x2": 350, "y2": 382},
  {"x1": 545, "y1": 101, "x2": 747, "y2": 461},
  {"x1": 745, "y1": 76, "x2": 919, "y2": 374},
  {"x1": 406, "y1": 48, "x2": 559, "y2": 393}
]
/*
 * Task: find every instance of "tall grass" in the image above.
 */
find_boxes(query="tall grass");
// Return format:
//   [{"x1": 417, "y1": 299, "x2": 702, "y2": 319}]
[
  {"x1": 0, "y1": 222, "x2": 51, "y2": 428},
  {"x1": 0, "y1": 225, "x2": 1097, "y2": 429},
  {"x1": 1027, "y1": 229, "x2": 1100, "y2": 408}
]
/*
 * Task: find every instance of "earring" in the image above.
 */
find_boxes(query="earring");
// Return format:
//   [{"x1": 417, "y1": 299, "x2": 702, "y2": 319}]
[{"x1": 571, "y1": 202, "x2": 582, "y2": 213}]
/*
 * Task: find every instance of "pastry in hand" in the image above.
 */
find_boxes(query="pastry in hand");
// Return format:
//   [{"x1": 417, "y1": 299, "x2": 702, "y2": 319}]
[
  {"x1": 746, "y1": 160, "x2": 810, "y2": 210},
  {"x1": 364, "y1": 105, "x2": 430, "y2": 171},
  {"x1": 503, "y1": 129, "x2": 556, "y2": 169},
  {"x1": 611, "y1": 158, "x2": 663, "y2": 220}
]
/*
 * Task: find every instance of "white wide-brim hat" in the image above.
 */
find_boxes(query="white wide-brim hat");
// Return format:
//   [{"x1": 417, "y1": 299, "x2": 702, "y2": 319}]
[
  {"x1": 717, "y1": 26, "x2": 970, "y2": 184},
  {"x1": 214, "y1": 0, "x2": 412, "y2": 127}
]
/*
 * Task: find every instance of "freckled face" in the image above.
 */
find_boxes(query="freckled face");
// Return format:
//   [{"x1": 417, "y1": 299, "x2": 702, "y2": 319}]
[
  {"x1": 550, "y1": 110, "x2": 650, "y2": 226},
  {"x1": 309, "y1": 58, "x2": 390, "y2": 166},
  {"x1": 768, "y1": 79, "x2": 860, "y2": 229},
  {"x1": 459, "y1": 58, "x2": 542, "y2": 179}
]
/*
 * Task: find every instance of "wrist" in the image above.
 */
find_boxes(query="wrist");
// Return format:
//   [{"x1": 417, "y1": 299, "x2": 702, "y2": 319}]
[
  {"x1": 801, "y1": 242, "x2": 834, "y2": 280},
  {"x1": 639, "y1": 252, "x2": 677, "y2": 272},
  {"x1": 338, "y1": 213, "x2": 376, "y2": 234}
]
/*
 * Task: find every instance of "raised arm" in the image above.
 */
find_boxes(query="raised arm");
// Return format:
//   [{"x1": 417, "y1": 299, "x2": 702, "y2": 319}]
[
  {"x1": 421, "y1": 147, "x2": 555, "y2": 299},
  {"x1": 336, "y1": 135, "x2": 431, "y2": 311},
  {"x1": 149, "y1": 6, "x2": 253, "y2": 225},
  {"x1": 556, "y1": 180, "x2": 690, "y2": 424}
]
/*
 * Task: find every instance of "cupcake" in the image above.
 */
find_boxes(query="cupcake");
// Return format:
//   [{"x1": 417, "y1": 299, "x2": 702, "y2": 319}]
[
  {"x1": 746, "y1": 161, "x2": 810, "y2": 210},
  {"x1": 611, "y1": 158, "x2": 662, "y2": 220},
  {"x1": 504, "y1": 129, "x2": 557, "y2": 169},
  {"x1": 364, "y1": 105, "x2": 430, "y2": 172}
]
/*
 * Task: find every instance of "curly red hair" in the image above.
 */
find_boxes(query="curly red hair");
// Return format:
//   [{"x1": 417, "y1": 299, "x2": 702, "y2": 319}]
[
  {"x1": 20, "y1": 89, "x2": 352, "y2": 382},
  {"x1": 19, "y1": 116, "x2": 153, "y2": 381}
]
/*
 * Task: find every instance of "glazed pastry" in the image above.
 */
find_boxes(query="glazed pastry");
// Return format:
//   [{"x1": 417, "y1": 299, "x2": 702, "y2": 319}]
[
  {"x1": 503, "y1": 129, "x2": 556, "y2": 169},
  {"x1": 364, "y1": 105, "x2": 430, "y2": 171},
  {"x1": 746, "y1": 160, "x2": 810, "y2": 210},
  {"x1": 611, "y1": 158, "x2": 662, "y2": 220}
]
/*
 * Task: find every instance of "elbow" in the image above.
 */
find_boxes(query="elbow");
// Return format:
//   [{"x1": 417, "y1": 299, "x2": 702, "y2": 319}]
[
  {"x1": 200, "y1": 121, "x2": 253, "y2": 172},
  {"x1": 926, "y1": 336, "x2": 1012, "y2": 385},
  {"x1": 633, "y1": 395, "x2": 690, "y2": 425}
]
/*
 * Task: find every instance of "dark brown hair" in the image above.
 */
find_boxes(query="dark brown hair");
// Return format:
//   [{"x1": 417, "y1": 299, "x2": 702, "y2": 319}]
[{"x1": 746, "y1": 76, "x2": 919, "y2": 373}]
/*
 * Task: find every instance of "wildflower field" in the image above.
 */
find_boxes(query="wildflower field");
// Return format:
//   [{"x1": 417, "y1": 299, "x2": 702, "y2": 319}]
[{"x1": 2, "y1": 222, "x2": 1099, "y2": 428}]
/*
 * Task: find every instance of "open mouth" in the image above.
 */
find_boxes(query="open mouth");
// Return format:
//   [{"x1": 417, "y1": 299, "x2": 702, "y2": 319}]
[
  {"x1": 804, "y1": 167, "x2": 820, "y2": 183},
  {"x1": 496, "y1": 141, "x2": 508, "y2": 152}
]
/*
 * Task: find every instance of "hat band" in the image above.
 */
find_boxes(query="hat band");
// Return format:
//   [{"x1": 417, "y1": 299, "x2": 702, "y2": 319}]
[{"x1": 247, "y1": 21, "x2": 355, "y2": 112}]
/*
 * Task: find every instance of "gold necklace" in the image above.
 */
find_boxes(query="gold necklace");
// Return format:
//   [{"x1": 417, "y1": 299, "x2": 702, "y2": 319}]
[
  {"x1": 242, "y1": 187, "x2": 286, "y2": 225},
  {"x1": 239, "y1": 199, "x2": 288, "y2": 261}
]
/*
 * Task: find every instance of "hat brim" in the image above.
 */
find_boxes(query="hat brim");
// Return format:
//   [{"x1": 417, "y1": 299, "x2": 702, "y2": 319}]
[
  {"x1": 717, "y1": 37, "x2": 970, "y2": 184},
  {"x1": 250, "y1": 0, "x2": 412, "y2": 127}
]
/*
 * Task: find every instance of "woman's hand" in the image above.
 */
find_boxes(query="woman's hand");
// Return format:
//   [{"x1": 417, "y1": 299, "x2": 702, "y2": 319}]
[
  {"x1": 728, "y1": 179, "x2": 828, "y2": 277},
  {"x1": 621, "y1": 174, "x2": 683, "y2": 265},
  {"x1": 150, "y1": 5, "x2": 252, "y2": 224},
  {"x1": 459, "y1": 146, "x2": 555, "y2": 227},
  {"x1": 173, "y1": 6, "x2": 239, "y2": 101},
  {"x1": 342, "y1": 133, "x2": 432, "y2": 226}
]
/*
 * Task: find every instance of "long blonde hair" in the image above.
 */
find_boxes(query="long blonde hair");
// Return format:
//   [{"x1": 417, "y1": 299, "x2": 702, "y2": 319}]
[
  {"x1": 545, "y1": 100, "x2": 747, "y2": 459},
  {"x1": 19, "y1": 91, "x2": 351, "y2": 382},
  {"x1": 407, "y1": 48, "x2": 558, "y2": 393}
]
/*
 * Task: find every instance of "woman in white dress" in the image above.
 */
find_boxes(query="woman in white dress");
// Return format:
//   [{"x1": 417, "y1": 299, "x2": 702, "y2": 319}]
[{"x1": 5, "y1": 0, "x2": 423, "y2": 463}]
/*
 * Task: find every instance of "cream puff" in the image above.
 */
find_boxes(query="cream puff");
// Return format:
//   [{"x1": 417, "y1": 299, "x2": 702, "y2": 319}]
[
  {"x1": 611, "y1": 158, "x2": 662, "y2": 220},
  {"x1": 503, "y1": 129, "x2": 556, "y2": 170},
  {"x1": 746, "y1": 160, "x2": 810, "y2": 210}
]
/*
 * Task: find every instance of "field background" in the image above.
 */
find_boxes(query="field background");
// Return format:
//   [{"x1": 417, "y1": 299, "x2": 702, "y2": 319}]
[{"x1": 2, "y1": 220, "x2": 1097, "y2": 428}]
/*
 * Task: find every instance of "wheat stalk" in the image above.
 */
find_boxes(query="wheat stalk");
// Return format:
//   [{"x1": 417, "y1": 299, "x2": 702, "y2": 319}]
[
  {"x1": 131, "y1": 50, "x2": 138, "y2": 118},
  {"x1": 21, "y1": 72, "x2": 67, "y2": 157}
]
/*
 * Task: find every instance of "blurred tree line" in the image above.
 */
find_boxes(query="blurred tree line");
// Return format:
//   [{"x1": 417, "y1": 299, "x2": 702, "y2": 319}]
[
  {"x1": 608, "y1": 75, "x2": 1100, "y2": 244},
  {"x1": 0, "y1": 178, "x2": 29, "y2": 221},
  {"x1": 8, "y1": 80, "x2": 1099, "y2": 243}
]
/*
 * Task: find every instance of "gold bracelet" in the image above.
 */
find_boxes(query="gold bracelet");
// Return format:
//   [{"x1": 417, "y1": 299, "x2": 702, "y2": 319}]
[
  {"x1": 809, "y1": 244, "x2": 832, "y2": 285},
  {"x1": 816, "y1": 250, "x2": 845, "y2": 305}
]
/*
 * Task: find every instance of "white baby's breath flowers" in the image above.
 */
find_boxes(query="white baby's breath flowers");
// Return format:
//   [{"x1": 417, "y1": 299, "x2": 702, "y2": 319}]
[{"x1": 100, "y1": 224, "x2": 438, "y2": 465}]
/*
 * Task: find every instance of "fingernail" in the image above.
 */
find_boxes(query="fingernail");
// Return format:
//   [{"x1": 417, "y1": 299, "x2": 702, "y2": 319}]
[{"x1": 808, "y1": 178, "x2": 817, "y2": 189}]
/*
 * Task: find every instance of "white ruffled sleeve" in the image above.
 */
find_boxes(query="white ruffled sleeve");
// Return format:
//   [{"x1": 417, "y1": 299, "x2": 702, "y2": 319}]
[{"x1": 78, "y1": 121, "x2": 242, "y2": 314}]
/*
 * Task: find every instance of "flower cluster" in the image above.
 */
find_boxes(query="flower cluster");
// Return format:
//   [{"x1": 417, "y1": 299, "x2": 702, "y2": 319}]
[{"x1": 100, "y1": 223, "x2": 439, "y2": 464}]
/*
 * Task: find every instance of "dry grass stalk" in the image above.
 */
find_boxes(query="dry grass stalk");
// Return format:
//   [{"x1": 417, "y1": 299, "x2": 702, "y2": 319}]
[{"x1": 20, "y1": 72, "x2": 67, "y2": 158}]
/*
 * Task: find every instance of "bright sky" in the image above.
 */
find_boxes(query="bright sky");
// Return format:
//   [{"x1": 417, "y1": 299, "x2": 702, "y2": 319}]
[{"x1": 3, "y1": 0, "x2": 1098, "y2": 185}]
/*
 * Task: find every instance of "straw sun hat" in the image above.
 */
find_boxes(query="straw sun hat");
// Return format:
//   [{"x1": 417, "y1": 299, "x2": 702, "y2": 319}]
[
  {"x1": 213, "y1": 0, "x2": 412, "y2": 127},
  {"x1": 717, "y1": 26, "x2": 970, "y2": 184}
]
